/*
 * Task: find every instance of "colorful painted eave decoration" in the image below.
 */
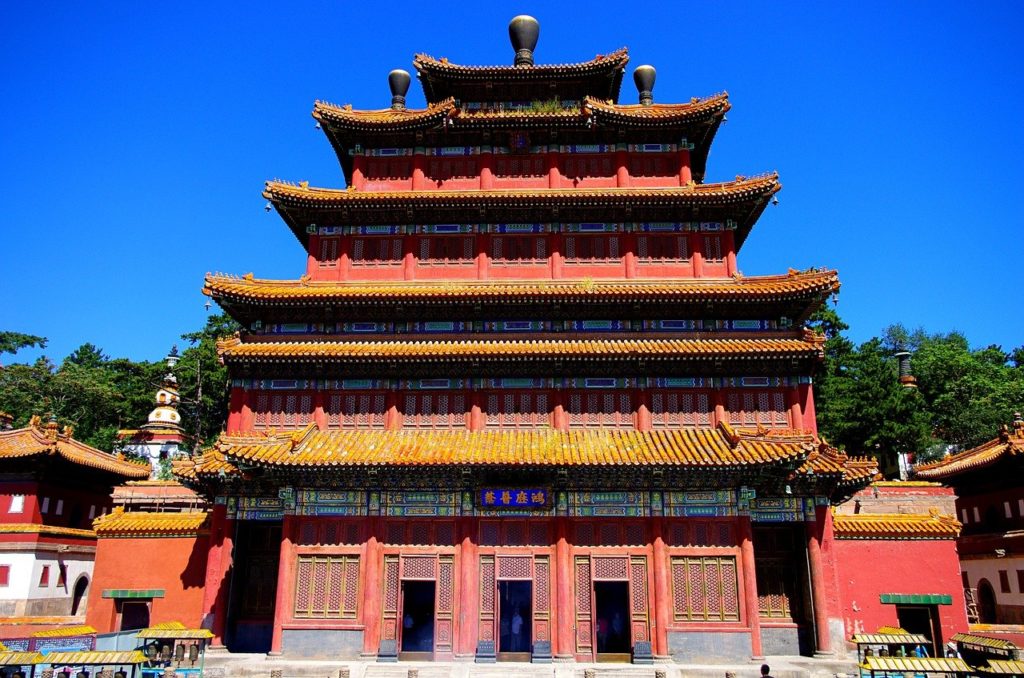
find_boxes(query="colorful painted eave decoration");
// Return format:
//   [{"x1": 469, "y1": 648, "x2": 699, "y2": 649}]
[
  {"x1": 832, "y1": 509, "x2": 962, "y2": 540},
  {"x1": 92, "y1": 507, "x2": 210, "y2": 537},
  {"x1": 215, "y1": 335, "x2": 825, "y2": 364},
  {"x1": 262, "y1": 173, "x2": 781, "y2": 209},
  {"x1": 0, "y1": 420, "x2": 151, "y2": 479},
  {"x1": 203, "y1": 269, "x2": 840, "y2": 306},
  {"x1": 913, "y1": 419, "x2": 1024, "y2": 480}
]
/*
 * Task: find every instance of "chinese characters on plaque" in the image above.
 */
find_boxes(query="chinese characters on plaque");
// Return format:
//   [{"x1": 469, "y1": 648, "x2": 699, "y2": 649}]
[{"x1": 479, "y1": 488, "x2": 548, "y2": 509}]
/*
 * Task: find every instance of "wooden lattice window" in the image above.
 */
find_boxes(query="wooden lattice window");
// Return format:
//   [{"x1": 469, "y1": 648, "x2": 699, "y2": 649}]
[
  {"x1": 326, "y1": 392, "x2": 387, "y2": 429},
  {"x1": 419, "y1": 236, "x2": 474, "y2": 262},
  {"x1": 352, "y1": 237, "x2": 403, "y2": 264},
  {"x1": 483, "y1": 391, "x2": 551, "y2": 428},
  {"x1": 567, "y1": 390, "x2": 633, "y2": 428},
  {"x1": 650, "y1": 391, "x2": 712, "y2": 427},
  {"x1": 494, "y1": 155, "x2": 546, "y2": 178},
  {"x1": 754, "y1": 525, "x2": 802, "y2": 620},
  {"x1": 490, "y1": 235, "x2": 548, "y2": 262},
  {"x1": 401, "y1": 392, "x2": 467, "y2": 428},
  {"x1": 253, "y1": 391, "x2": 313, "y2": 429},
  {"x1": 670, "y1": 556, "x2": 740, "y2": 622},
  {"x1": 637, "y1": 234, "x2": 689, "y2": 261},
  {"x1": 426, "y1": 157, "x2": 478, "y2": 181},
  {"x1": 564, "y1": 235, "x2": 620, "y2": 262},
  {"x1": 365, "y1": 158, "x2": 411, "y2": 180},
  {"x1": 702, "y1": 235, "x2": 723, "y2": 262},
  {"x1": 318, "y1": 237, "x2": 339, "y2": 267},
  {"x1": 293, "y1": 554, "x2": 361, "y2": 619},
  {"x1": 628, "y1": 155, "x2": 673, "y2": 178},
  {"x1": 562, "y1": 155, "x2": 614, "y2": 179},
  {"x1": 726, "y1": 391, "x2": 789, "y2": 428}
]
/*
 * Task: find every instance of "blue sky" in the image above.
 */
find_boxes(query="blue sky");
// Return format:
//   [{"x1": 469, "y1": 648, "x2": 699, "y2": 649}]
[{"x1": 2, "y1": 1, "x2": 1022, "y2": 365}]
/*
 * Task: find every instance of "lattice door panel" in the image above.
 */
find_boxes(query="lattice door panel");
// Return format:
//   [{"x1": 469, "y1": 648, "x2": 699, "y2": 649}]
[
  {"x1": 574, "y1": 556, "x2": 593, "y2": 655},
  {"x1": 400, "y1": 555, "x2": 437, "y2": 580},
  {"x1": 435, "y1": 555, "x2": 454, "y2": 656},
  {"x1": 629, "y1": 557, "x2": 651, "y2": 643},
  {"x1": 381, "y1": 555, "x2": 400, "y2": 642},
  {"x1": 479, "y1": 555, "x2": 496, "y2": 642},
  {"x1": 592, "y1": 556, "x2": 629, "y2": 581},
  {"x1": 534, "y1": 556, "x2": 551, "y2": 643}
]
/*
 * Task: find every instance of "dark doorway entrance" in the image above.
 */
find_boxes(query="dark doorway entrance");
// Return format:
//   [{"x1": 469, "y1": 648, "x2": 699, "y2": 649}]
[
  {"x1": 498, "y1": 580, "x2": 532, "y2": 661},
  {"x1": 896, "y1": 604, "x2": 941, "y2": 656},
  {"x1": 119, "y1": 600, "x2": 150, "y2": 631},
  {"x1": 399, "y1": 580, "x2": 436, "y2": 660},
  {"x1": 226, "y1": 521, "x2": 281, "y2": 653},
  {"x1": 70, "y1": 576, "x2": 89, "y2": 616},
  {"x1": 977, "y1": 579, "x2": 997, "y2": 624},
  {"x1": 594, "y1": 581, "x2": 630, "y2": 661}
]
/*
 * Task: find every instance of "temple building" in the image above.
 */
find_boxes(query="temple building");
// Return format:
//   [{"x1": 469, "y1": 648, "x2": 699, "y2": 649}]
[
  {"x1": 0, "y1": 414, "x2": 149, "y2": 630},
  {"x1": 175, "y1": 17, "x2": 883, "y2": 662},
  {"x1": 915, "y1": 415, "x2": 1024, "y2": 627}
]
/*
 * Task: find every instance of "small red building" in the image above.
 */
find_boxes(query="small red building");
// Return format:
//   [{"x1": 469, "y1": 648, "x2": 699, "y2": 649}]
[
  {"x1": 915, "y1": 415, "x2": 1024, "y2": 626},
  {"x1": 832, "y1": 482, "x2": 968, "y2": 655},
  {"x1": 0, "y1": 414, "x2": 149, "y2": 633},
  {"x1": 86, "y1": 481, "x2": 209, "y2": 633}
]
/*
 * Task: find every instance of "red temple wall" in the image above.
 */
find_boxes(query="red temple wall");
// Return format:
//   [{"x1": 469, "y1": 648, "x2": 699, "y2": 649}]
[
  {"x1": 832, "y1": 536, "x2": 967, "y2": 646},
  {"x1": 1, "y1": 480, "x2": 114, "y2": 529},
  {"x1": 306, "y1": 232, "x2": 732, "y2": 282},
  {"x1": 86, "y1": 534, "x2": 209, "y2": 633}
]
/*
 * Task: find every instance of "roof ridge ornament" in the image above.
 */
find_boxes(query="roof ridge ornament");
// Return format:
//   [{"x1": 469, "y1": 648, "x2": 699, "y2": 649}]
[
  {"x1": 509, "y1": 15, "x2": 540, "y2": 67},
  {"x1": 633, "y1": 65, "x2": 656, "y2": 106},
  {"x1": 388, "y1": 69, "x2": 411, "y2": 110}
]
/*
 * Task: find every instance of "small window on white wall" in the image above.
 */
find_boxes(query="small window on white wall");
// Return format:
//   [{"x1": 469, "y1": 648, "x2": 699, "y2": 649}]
[
  {"x1": 9, "y1": 495, "x2": 24, "y2": 514},
  {"x1": 41, "y1": 497, "x2": 49, "y2": 514},
  {"x1": 55, "y1": 500, "x2": 64, "y2": 516}
]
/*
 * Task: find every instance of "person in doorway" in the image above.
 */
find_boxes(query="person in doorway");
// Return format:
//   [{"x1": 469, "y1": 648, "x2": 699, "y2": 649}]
[
  {"x1": 761, "y1": 664, "x2": 774, "y2": 678},
  {"x1": 611, "y1": 611, "x2": 626, "y2": 651},
  {"x1": 511, "y1": 607, "x2": 524, "y2": 651},
  {"x1": 596, "y1": 615, "x2": 608, "y2": 651}
]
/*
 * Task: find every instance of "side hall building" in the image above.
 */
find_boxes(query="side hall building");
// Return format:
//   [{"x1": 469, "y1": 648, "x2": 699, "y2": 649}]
[{"x1": 174, "y1": 16, "x2": 885, "y2": 663}]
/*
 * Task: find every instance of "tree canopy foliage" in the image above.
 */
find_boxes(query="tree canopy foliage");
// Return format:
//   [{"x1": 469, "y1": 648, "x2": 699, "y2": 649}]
[
  {"x1": 0, "y1": 314, "x2": 238, "y2": 451},
  {"x1": 811, "y1": 304, "x2": 1024, "y2": 467}
]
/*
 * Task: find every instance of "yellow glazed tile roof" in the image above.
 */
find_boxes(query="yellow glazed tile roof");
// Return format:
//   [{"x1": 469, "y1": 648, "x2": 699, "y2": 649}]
[
  {"x1": 413, "y1": 48, "x2": 630, "y2": 79},
  {"x1": 914, "y1": 418, "x2": 1024, "y2": 480},
  {"x1": 851, "y1": 633, "x2": 930, "y2": 645},
  {"x1": 0, "y1": 419, "x2": 150, "y2": 479},
  {"x1": 216, "y1": 335, "x2": 825, "y2": 364},
  {"x1": 0, "y1": 523, "x2": 96, "y2": 539},
  {"x1": 136, "y1": 622, "x2": 213, "y2": 640},
  {"x1": 981, "y1": 660, "x2": 1024, "y2": 674},
  {"x1": 171, "y1": 448, "x2": 238, "y2": 481},
  {"x1": 204, "y1": 269, "x2": 840, "y2": 305},
  {"x1": 263, "y1": 173, "x2": 781, "y2": 208},
  {"x1": 207, "y1": 422, "x2": 817, "y2": 469},
  {"x1": 832, "y1": 509, "x2": 961, "y2": 539},
  {"x1": 585, "y1": 94, "x2": 730, "y2": 124},
  {"x1": 952, "y1": 633, "x2": 1019, "y2": 650},
  {"x1": 30, "y1": 625, "x2": 96, "y2": 638},
  {"x1": 313, "y1": 98, "x2": 457, "y2": 130},
  {"x1": 92, "y1": 508, "x2": 209, "y2": 537},
  {"x1": 860, "y1": 656, "x2": 972, "y2": 674},
  {"x1": 0, "y1": 652, "x2": 42, "y2": 666},
  {"x1": 44, "y1": 651, "x2": 147, "y2": 666}
]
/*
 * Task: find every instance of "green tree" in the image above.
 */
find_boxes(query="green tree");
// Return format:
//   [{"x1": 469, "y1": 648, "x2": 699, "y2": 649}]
[
  {"x1": 0, "y1": 331, "x2": 47, "y2": 356},
  {"x1": 174, "y1": 313, "x2": 240, "y2": 448}
]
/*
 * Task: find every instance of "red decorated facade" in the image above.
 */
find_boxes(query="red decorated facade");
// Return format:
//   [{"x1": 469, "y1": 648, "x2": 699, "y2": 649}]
[{"x1": 175, "y1": 18, "x2": 883, "y2": 663}]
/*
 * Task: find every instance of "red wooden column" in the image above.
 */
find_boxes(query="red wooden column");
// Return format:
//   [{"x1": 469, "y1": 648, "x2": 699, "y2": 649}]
[
  {"x1": 624, "y1": 233, "x2": 638, "y2": 279},
  {"x1": 313, "y1": 391, "x2": 327, "y2": 430},
  {"x1": 226, "y1": 388, "x2": 244, "y2": 434},
  {"x1": 799, "y1": 383, "x2": 818, "y2": 433},
  {"x1": 240, "y1": 390, "x2": 255, "y2": 432},
  {"x1": 547, "y1": 146, "x2": 561, "y2": 188},
  {"x1": 269, "y1": 513, "x2": 297, "y2": 656},
  {"x1": 480, "y1": 148, "x2": 494, "y2": 190},
  {"x1": 411, "y1": 150, "x2": 426, "y2": 190},
  {"x1": 457, "y1": 519, "x2": 479, "y2": 658},
  {"x1": 306, "y1": 235, "x2": 319, "y2": 278},
  {"x1": 615, "y1": 146, "x2": 629, "y2": 187},
  {"x1": 691, "y1": 233, "x2": 705, "y2": 277},
  {"x1": 554, "y1": 516, "x2": 573, "y2": 660},
  {"x1": 805, "y1": 513, "x2": 832, "y2": 655},
  {"x1": 361, "y1": 518, "x2": 383, "y2": 657},
  {"x1": 551, "y1": 233, "x2": 564, "y2": 280},
  {"x1": 724, "y1": 231, "x2": 738, "y2": 276},
  {"x1": 678, "y1": 148, "x2": 692, "y2": 185},
  {"x1": 738, "y1": 516, "x2": 763, "y2": 658},
  {"x1": 204, "y1": 505, "x2": 234, "y2": 648},
  {"x1": 651, "y1": 517, "x2": 670, "y2": 658},
  {"x1": 351, "y1": 154, "x2": 366, "y2": 190},
  {"x1": 787, "y1": 386, "x2": 803, "y2": 430}
]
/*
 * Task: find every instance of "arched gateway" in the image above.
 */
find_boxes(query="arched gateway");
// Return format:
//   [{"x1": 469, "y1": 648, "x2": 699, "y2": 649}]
[{"x1": 174, "y1": 15, "x2": 876, "y2": 664}]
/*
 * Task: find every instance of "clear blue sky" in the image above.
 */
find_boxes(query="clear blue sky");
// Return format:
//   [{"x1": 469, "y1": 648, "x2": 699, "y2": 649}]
[{"x1": 2, "y1": 1, "x2": 1022, "y2": 365}]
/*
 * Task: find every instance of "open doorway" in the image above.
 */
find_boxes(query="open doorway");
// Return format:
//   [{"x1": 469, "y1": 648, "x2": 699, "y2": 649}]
[
  {"x1": 119, "y1": 600, "x2": 150, "y2": 631},
  {"x1": 594, "y1": 581, "x2": 630, "y2": 661},
  {"x1": 896, "y1": 604, "x2": 941, "y2": 656},
  {"x1": 498, "y1": 580, "x2": 532, "y2": 661},
  {"x1": 70, "y1": 576, "x2": 89, "y2": 616},
  {"x1": 399, "y1": 580, "x2": 436, "y2": 660}
]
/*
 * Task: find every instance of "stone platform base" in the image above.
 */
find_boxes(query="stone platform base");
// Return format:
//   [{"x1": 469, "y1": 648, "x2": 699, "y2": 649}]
[{"x1": 200, "y1": 653, "x2": 857, "y2": 678}]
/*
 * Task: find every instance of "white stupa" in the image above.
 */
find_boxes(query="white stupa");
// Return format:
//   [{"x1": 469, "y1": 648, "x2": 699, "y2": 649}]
[{"x1": 117, "y1": 347, "x2": 188, "y2": 477}]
